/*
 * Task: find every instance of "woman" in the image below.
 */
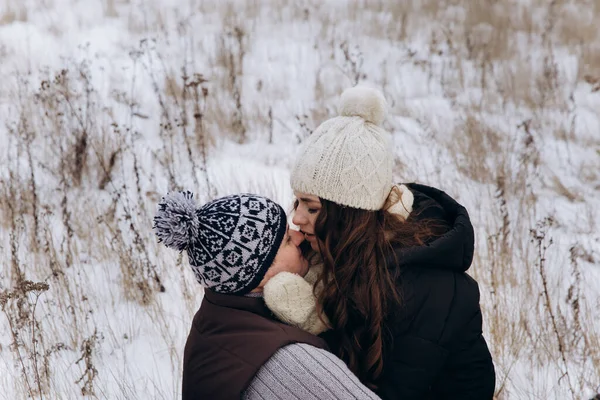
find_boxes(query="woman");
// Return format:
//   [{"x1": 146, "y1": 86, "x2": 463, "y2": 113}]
[{"x1": 268, "y1": 86, "x2": 495, "y2": 399}]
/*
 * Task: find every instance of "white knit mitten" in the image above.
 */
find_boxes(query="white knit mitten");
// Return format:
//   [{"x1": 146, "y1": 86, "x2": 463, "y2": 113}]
[
  {"x1": 264, "y1": 270, "x2": 330, "y2": 335},
  {"x1": 304, "y1": 262, "x2": 324, "y2": 287}
]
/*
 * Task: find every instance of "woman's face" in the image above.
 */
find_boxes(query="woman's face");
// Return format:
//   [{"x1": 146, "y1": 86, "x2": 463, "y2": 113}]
[{"x1": 292, "y1": 191, "x2": 322, "y2": 251}]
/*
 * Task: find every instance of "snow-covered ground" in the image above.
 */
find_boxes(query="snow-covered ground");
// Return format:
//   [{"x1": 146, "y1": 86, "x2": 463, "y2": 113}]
[{"x1": 0, "y1": 0, "x2": 599, "y2": 398}]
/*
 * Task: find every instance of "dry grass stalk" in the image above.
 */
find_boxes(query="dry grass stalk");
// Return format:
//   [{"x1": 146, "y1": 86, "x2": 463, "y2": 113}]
[
  {"x1": 75, "y1": 329, "x2": 101, "y2": 396},
  {"x1": 1, "y1": 1, "x2": 599, "y2": 398},
  {"x1": 531, "y1": 218, "x2": 576, "y2": 398},
  {"x1": 0, "y1": 281, "x2": 50, "y2": 397}
]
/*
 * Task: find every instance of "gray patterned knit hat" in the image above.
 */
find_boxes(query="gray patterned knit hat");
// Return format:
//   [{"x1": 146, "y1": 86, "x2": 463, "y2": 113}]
[{"x1": 153, "y1": 192, "x2": 287, "y2": 295}]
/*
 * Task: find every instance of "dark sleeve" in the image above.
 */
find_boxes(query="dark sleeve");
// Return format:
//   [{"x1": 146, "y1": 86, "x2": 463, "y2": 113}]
[
  {"x1": 430, "y1": 334, "x2": 496, "y2": 399},
  {"x1": 433, "y1": 300, "x2": 496, "y2": 400},
  {"x1": 376, "y1": 270, "x2": 485, "y2": 399},
  {"x1": 431, "y1": 275, "x2": 496, "y2": 399},
  {"x1": 377, "y1": 335, "x2": 449, "y2": 400}
]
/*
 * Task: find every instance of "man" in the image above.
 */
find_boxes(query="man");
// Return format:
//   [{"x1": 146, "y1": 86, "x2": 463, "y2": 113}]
[{"x1": 153, "y1": 191, "x2": 380, "y2": 400}]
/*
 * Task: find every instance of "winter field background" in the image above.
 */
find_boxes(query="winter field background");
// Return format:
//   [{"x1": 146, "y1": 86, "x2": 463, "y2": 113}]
[{"x1": 0, "y1": 0, "x2": 599, "y2": 398}]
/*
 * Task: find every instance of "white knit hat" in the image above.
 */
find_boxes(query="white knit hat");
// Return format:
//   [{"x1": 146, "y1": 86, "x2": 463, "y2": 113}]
[{"x1": 290, "y1": 86, "x2": 394, "y2": 210}]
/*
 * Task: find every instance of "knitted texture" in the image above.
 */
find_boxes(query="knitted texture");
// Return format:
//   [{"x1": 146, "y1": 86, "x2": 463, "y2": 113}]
[
  {"x1": 263, "y1": 270, "x2": 330, "y2": 335},
  {"x1": 244, "y1": 343, "x2": 382, "y2": 400},
  {"x1": 154, "y1": 192, "x2": 287, "y2": 295},
  {"x1": 153, "y1": 191, "x2": 200, "y2": 251},
  {"x1": 290, "y1": 86, "x2": 393, "y2": 210}
]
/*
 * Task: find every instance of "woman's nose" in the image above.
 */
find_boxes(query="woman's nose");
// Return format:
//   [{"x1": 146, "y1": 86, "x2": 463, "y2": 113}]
[
  {"x1": 292, "y1": 211, "x2": 306, "y2": 227},
  {"x1": 289, "y1": 229, "x2": 305, "y2": 246}
]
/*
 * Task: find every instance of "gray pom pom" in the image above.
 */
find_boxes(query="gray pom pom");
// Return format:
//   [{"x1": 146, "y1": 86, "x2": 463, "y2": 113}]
[{"x1": 153, "y1": 191, "x2": 200, "y2": 251}]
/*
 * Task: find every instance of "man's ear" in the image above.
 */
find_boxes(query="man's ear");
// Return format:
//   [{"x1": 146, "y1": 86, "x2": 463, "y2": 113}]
[
  {"x1": 261, "y1": 265, "x2": 277, "y2": 284},
  {"x1": 252, "y1": 261, "x2": 278, "y2": 292}
]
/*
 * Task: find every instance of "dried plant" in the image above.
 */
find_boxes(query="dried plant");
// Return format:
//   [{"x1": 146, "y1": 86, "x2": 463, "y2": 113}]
[{"x1": 1, "y1": 1, "x2": 599, "y2": 399}]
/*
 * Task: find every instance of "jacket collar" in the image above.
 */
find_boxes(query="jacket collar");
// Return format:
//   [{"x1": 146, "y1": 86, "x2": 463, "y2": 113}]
[{"x1": 203, "y1": 289, "x2": 274, "y2": 319}]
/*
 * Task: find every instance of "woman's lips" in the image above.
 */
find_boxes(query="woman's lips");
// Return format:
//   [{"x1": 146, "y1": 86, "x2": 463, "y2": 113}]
[{"x1": 301, "y1": 230, "x2": 315, "y2": 241}]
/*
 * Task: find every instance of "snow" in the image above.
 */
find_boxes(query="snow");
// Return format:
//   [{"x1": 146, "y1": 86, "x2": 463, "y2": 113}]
[{"x1": 0, "y1": 0, "x2": 599, "y2": 399}]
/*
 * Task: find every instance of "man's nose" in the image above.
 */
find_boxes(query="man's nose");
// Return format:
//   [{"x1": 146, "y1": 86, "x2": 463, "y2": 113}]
[{"x1": 289, "y1": 229, "x2": 305, "y2": 246}]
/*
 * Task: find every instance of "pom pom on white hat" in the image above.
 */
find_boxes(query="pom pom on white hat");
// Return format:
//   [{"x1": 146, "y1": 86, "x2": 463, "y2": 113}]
[
  {"x1": 339, "y1": 86, "x2": 388, "y2": 125},
  {"x1": 290, "y1": 85, "x2": 394, "y2": 211}
]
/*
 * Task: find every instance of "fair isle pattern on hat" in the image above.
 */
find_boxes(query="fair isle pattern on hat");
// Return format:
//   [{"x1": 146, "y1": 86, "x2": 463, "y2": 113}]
[
  {"x1": 154, "y1": 193, "x2": 287, "y2": 295},
  {"x1": 189, "y1": 194, "x2": 286, "y2": 294}
]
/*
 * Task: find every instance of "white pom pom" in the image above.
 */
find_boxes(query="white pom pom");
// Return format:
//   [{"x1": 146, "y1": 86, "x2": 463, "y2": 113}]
[
  {"x1": 153, "y1": 191, "x2": 200, "y2": 251},
  {"x1": 339, "y1": 86, "x2": 387, "y2": 125}
]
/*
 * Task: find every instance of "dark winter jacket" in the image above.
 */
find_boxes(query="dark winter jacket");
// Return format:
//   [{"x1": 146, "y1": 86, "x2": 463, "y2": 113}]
[
  {"x1": 182, "y1": 289, "x2": 329, "y2": 400},
  {"x1": 323, "y1": 183, "x2": 495, "y2": 400},
  {"x1": 381, "y1": 183, "x2": 495, "y2": 399}
]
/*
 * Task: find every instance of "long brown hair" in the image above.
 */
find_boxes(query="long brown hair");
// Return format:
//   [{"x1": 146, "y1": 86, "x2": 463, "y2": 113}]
[{"x1": 312, "y1": 198, "x2": 449, "y2": 389}]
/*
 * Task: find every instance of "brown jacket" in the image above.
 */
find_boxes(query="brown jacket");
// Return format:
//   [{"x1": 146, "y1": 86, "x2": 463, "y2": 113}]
[{"x1": 182, "y1": 289, "x2": 329, "y2": 400}]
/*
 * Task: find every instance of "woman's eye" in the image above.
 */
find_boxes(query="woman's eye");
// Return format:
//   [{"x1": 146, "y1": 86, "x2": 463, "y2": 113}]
[{"x1": 308, "y1": 208, "x2": 318, "y2": 214}]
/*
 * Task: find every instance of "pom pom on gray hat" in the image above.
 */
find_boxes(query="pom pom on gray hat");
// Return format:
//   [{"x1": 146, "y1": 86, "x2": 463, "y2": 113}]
[
  {"x1": 153, "y1": 191, "x2": 200, "y2": 251},
  {"x1": 338, "y1": 85, "x2": 388, "y2": 125}
]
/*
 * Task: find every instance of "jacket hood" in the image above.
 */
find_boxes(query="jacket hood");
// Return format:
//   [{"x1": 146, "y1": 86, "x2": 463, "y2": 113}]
[{"x1": 394, "y1": 183, "x2": 475, "y2": 272}]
